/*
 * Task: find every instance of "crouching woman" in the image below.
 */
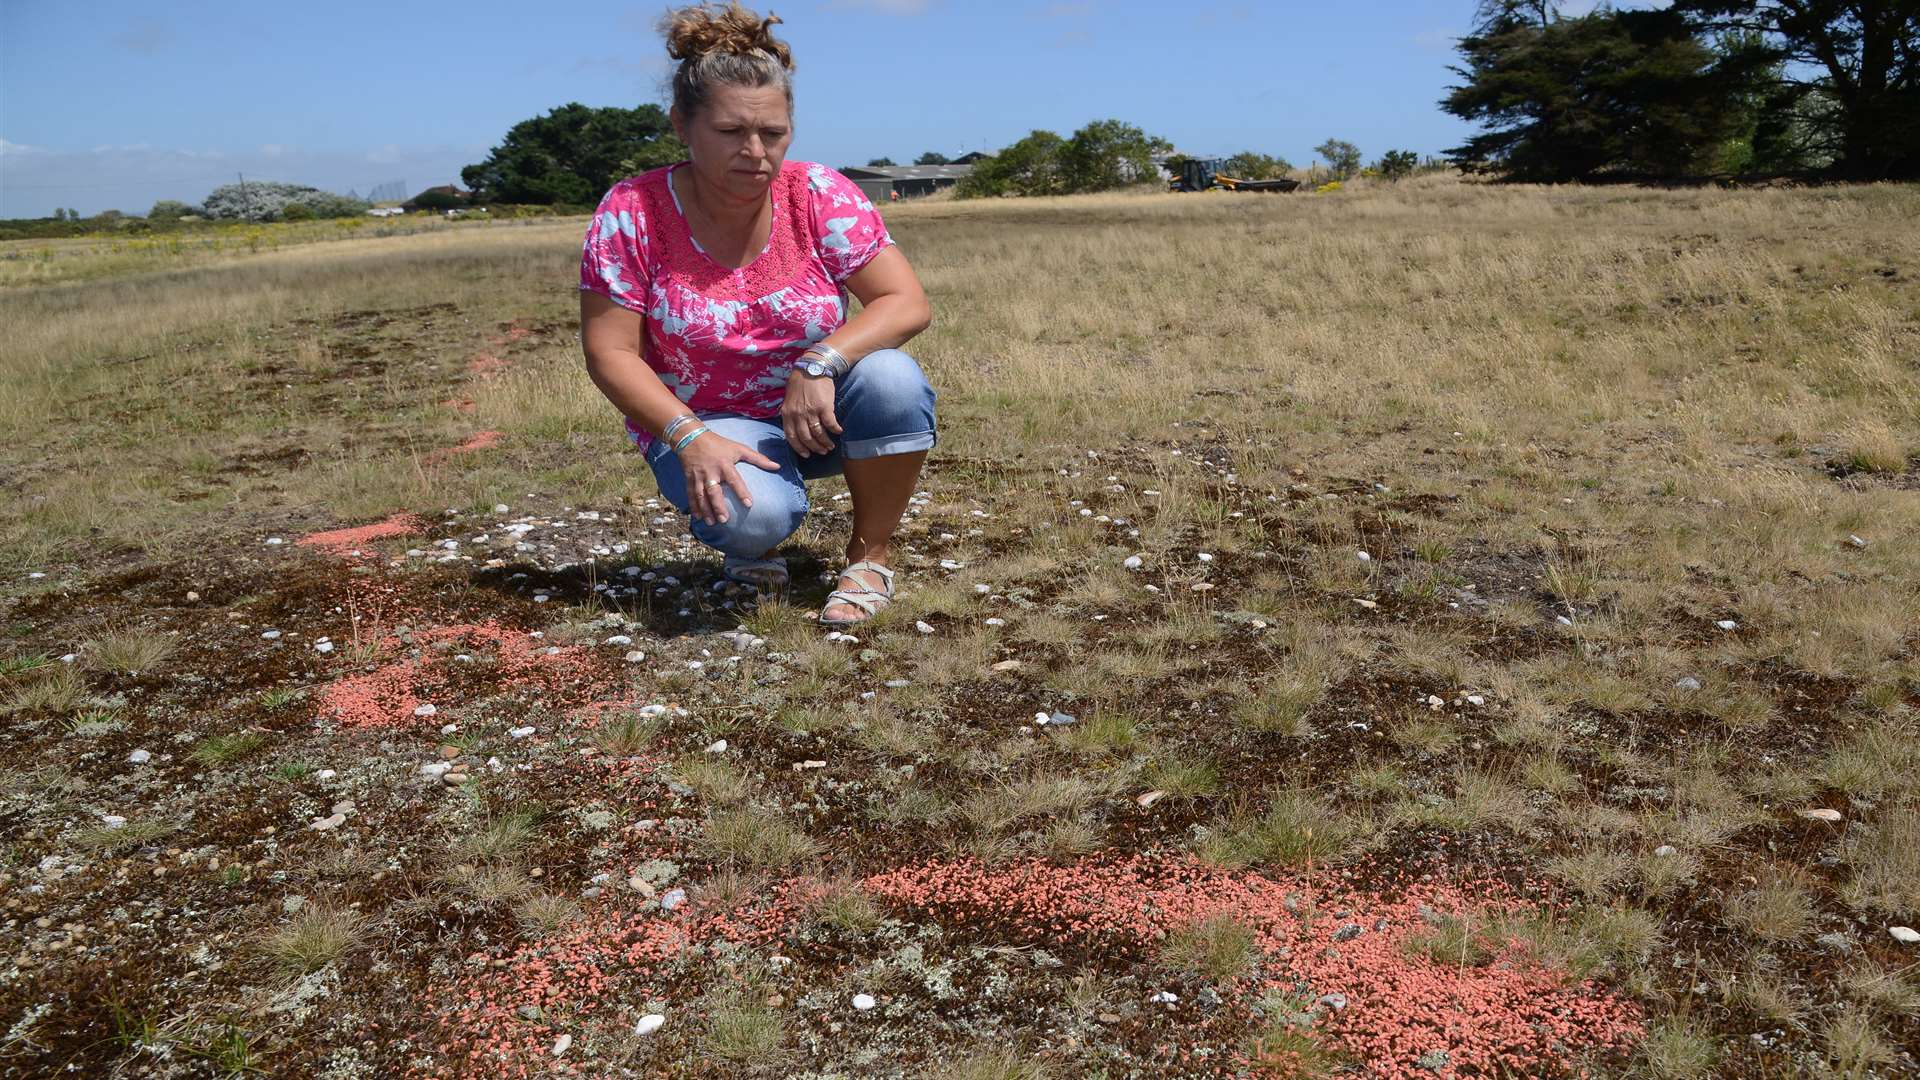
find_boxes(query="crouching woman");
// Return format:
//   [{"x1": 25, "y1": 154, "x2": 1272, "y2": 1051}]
[{"x1": 578, "y1": 2, "x2": 936, "y2": 625}]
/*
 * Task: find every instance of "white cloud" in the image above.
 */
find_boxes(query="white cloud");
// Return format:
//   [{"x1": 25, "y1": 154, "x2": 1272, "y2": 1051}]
[{"x1": 0, "y1": 138, "x2": 45, "y2": 155}]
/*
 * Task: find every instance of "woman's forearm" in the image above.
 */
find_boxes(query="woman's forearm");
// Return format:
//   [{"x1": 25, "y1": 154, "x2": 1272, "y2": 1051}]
[
  {"x1": 585, "y1": 349, "x2": 696, "y2": 439},
  {"x1": 818, "y1": 292, "x2": 932, "y2": 365}
]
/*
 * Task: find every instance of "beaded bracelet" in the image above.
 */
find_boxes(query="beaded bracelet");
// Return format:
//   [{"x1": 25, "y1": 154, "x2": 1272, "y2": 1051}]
[{"x1": 672, "y1": 425, "x2": 710, "y2": 454}]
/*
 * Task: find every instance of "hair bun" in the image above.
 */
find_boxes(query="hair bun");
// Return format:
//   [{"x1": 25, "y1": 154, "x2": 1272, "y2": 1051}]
[{"x1": 662, "y1": 2, "x2": 793, "y2": 71}]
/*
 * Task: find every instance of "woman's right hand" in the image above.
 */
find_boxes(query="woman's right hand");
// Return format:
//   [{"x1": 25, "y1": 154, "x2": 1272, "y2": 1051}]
[{"x1": 676, "y1": 431, "x2": 781, "y2": 526}]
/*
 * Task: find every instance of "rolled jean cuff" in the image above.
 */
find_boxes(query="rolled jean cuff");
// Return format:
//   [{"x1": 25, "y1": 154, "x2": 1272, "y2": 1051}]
[{"x1": 842, "y1": 428, "x2": 936, "y2": 460}]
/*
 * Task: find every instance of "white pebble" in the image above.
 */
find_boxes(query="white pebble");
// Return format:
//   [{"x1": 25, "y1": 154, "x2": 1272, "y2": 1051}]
[
  {"x1": 101, "y1": 814, "x2": 127, "y2": 829},
  {"x1": 1151, "y1": 991, "x2": 1178, "y2": 1004},
  {"x1": 493, "y1": 504, "x2": 510, "y2": 514},
  {"x1": 313, "y1": 641, "x2": 334, "y2": 654},
  {"x1": 973, "y1": 583, "x2": 991, "y2": 594},
  {"x1": 635, "y1": 1013, "x2": 666, "y2": 1035},
  {"x1": 261, "y1": 630, "x2": 282, "y2": 640},
  {"x1": 127, "y1": 749, "x2": 152, "y2": 764},
  {"x1": 1716, "y1": 620, "x2": 1739, "y2": 630},
  {"x1": 413, "y1": 704, "x2": 437, "y2": 717},
  {"x1": 1653, "y1": 845, "x2": 1677, "y2": 858},
  {"x1": 705, "y1": 739, "x2": 728, "y2": 753},
  {"x1": 265, "y1": 537, "x2": 284, "y2": 546},
  {"x1": 1123, "y1": 555, "x2": 1143, "y2": 570},
  {"x1": 852, "y1": 993, "x2": 876, "y2": 1011},
  {"x1": 626, "y1": 650, "x2": 647, "y2": 663},
  {"x1": 552, "y1": 1033, "x2": 571, "y2": 1056},
  {"x1": 1196, "y1": 552, "x2": 1213, "y2": 563},
  {"x1": 315, "y1": 769, "x2": 337, "y2": 781},
  {"x1": 1356, "y1": 551, "x2": 1371, "y2": 562},
  {"x1": 508, "y1": 726, "x2": 536, "y2": 738},
  {"x1": 1890, "y1": 926, "x2": 1920, "y2": 944},
  {"x1": 605, "y1": 635, "x2": 633, "y2": 646},
  {"x1": 914, "y1": 621, "x2": 935, "y2": 635}
]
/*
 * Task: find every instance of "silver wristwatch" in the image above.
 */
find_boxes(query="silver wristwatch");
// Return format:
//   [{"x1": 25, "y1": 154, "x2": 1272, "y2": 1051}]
[{"x1": 797, "y1": 356, "x2": 836, "y2": 378}]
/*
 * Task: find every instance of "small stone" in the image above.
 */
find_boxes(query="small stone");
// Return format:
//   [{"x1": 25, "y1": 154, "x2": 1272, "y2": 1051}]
[
  {"x1": 127, "y1": 749, "x2": 152, "y2": 764},
  {"x1": 705, "y1": 739, "x2": 728, "y2": 753},
  {"x1": 508, "y1": 726, "x2": 536, "y2": 738},
  {"x1": 413, "y1": 703, "x2": 437, "y2": 717},
  {"x1": 1673, "y1": 676, "x2": 1702, "y2": 691},
  {"x1": 1653, "y1": 845, "x2": 1677, "y2": 858},
  {"x1": 261, "y1": 630, "x2": 282, "y2": 640},
  {"x1": 660, "y1": 888, "x2": 686, "y2": 911},
  {"x1": 793, "y1": 760, "x2": 827, "y2": 771},
  {"x1": 1356, "y1": 551, "x2": 1371, "y2": 562},
  {"x1": 983, "y1": 617, "x2": 1005, "y2": 627},
  {"x1": 1847, "y1": 534, "x2": 1867, "y2": 549},
  {"x1": 1196, "y1": 552, "x2": 1213, "y2": 563},
  {"x1": 1890, "y1": 926, "x2": 1920, "y2": 944},
  {"x1": 914, "y1": 621, "x2": 935, "y2": 635},
  {"x1": 1097, "y1": 1012, "x2": 1122, "y2": 1024},
  {"x1": 421, "y1": 762, "x2": 452, "y2": 778},
  {"x1": 990, "y1": 660, "x2": 1022, "y2": 672},
  {"x1": 1716, "y1": 619, "x2": 1739, "y2": 631},
  {"x1": 1137, "y1": 790, "x2": 1167, "y2": 807},
  {"x1": 310, "y1": 813, "x2": 346, "y2": 832},
  {"x1": 439, "y1": 744, "x2": 462, "y2": 759},
  {"x1": 851, "y1": 993, "x2": 877, "y2": 1011},
  {"x1": 1122, "y1": 554, "x2": 1143, "y2": 570},
  {"x1": 331, "y1": 801, "x2": 355, "y2": 816},
  {"x1": 1465, "y1": 695, "x2": 1485, "y2": 707},
  {"x1": 1352, "y1": 598, "x2": 1378, "y2": 610},
  {"x1": 185, "y1": 590, "x2": 200, "y2": 602},
  {"x1": 315, "y1": 769, "x2": 336, "y2": 781},
  {"x1": 635, "y1": 1013, "x2": 666, "y2": 1035},
  {"x1": 605, "y1": 635, "x2": 633, "y2": 646},
  {"x1": 1316, "y1": 992, "x2": 1347, "y2": 1012},
  {"x1": 313, "y1": 641, "x2": 334, "y2": 654},
  {"x1": 626, "y1": 650, "x2": 647, "y2": 663},
  {"x1": 551, "y1": 1033, "x2": 571, "y2": 1056},
  {"x1": 443, "y1": 772, "x2": 469, "y2": 787},
  {"x1": 1150, "y1": 991, "x2": 1178, "y2": 1004},
  {"x1": 1797, "y1": 808, "x2": 1843, "y2": 823},
  {"x1": 1046, "y1": 712, "x2": 1077, "y2": 726}
]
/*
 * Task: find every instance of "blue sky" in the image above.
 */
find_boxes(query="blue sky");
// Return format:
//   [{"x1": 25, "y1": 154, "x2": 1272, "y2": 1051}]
[{"x1": 2, "y1": 0, "x2": 1546, "y2": 219}]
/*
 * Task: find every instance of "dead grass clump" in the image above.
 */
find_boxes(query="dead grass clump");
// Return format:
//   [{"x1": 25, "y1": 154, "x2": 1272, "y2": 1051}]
[
  {"x1": 1403, "y1": 768, "x2": 1532, "y2": 833},
  {"x1": 702, "y1": 808, "x2": 820, "y2": 869},
  {"x1": 590, "y1": 713, "x2": 661, "y2": 757},
  {"x1": 1839, "y1": 419, "x2": 1909, "y2": 474},
  {"x1": 801, "y1": 875, "x2": 884, "y2": 934},
  {"x1": 260, "y1": 905, "x2": 364, "y2": 974},
  {"x1": 1840, "y1": 805, "x2": 1920, "y2": 915},
  {"x1": 1231, "y1": 671, "x2": 1327, "y2": 737},
  {"x1": 701, "y1": 991, "x2": 784, "y2": 1063},
  {"x1": 1040, "y1": 818, "x2": 1102, "y2": 859},
  {"x1": 672, "y1": 755, "x2": 753, "y2": 804},
  {"x1": 932, "y1": 1046, "x2": 1052, "y2": 1080},
  {"x1": 1547, "y1": 848, "x2": 1632, "y2": 902},
  {"x1": 189, "y1": 731, "x2": 271, "y2": 766},
  {"x1": 1141, "y1": 753, "x2": 1221, "y2": 799},
  {"x1": 1200, "y1": 788, "x2": 1360, "y2": 869},
  {"x1": 1724, "y1": 866, "x2": 1816, "y2": 942},
  {"x1": 448, "y1": 862, "x2": 534, "y2": 909},
  {"x1": 872, "y1": 782, "x2": 952, "y2": 826},
  {"x1": 3, "y1": 664, "x2": 85, "y2": 715},
  {"x1": 1056, "y1": 709, "x2": 1140, "y2": 755},
  {"x1": 86, "y1": 628, "x2": 175, "y2": 675},
  {"x1": 1161, "y1": 912, "x2": 1260, "y2": 982},
  {"x1": 1638, "y1": 1018, "x2": 1718, "y2": 1079},
  {"x1": 1822, "y1": 1011, "x2": 1898, "y2": 1076},
  {"x1": 453, "y1": 808, "x2": 541, "y2": 864},
  {"x1": 1400, "y1": 911, "x2": 1503, "y2": 968},
  {"x1": 72, "y1": 817, "x2": 177, "y2": 854},
  {"x1": 513, "y1": 892, "x2": 581, "y2": 935},
  {"x1": 962, "y1": 772, "x2": 1121, "y2": 836}
]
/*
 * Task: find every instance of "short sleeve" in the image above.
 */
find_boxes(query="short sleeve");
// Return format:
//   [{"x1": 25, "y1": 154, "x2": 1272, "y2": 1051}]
[
  {"x1": 579, "y1": 182, "x2": 649, "y2": 313},
  {"x1": 805, "y1": 163, "x2": 894, "y2": 284}
]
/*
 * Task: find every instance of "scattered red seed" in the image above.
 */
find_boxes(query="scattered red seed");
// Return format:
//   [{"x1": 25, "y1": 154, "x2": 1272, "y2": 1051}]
[{"x1": 294, "y1": 512, "x2": 427, "y2": 558}]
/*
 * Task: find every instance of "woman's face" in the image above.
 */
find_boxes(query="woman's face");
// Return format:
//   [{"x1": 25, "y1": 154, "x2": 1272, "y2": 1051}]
[{"x1": 673, "y1": 83, "x2": 793, "y2": 204}]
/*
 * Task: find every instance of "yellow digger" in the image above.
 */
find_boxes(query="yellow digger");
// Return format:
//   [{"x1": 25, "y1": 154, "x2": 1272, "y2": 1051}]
[{"x1": 1169, "y1": 157, "x2": 1299, "y2": 193}]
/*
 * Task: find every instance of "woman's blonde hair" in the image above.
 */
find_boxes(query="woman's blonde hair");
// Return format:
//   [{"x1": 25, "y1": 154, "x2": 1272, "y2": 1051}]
[{"x1": 660, "y1": 2, "x2": 794, "y2": 120}]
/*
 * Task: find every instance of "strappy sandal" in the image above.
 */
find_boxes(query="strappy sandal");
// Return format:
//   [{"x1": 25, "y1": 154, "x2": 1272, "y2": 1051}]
[
  {"x1": 722, "y1": 554, "x2": 789, "y2": 591},
  {"x1": 819, "y1": 560, "x2": 895, "y2": 626}
]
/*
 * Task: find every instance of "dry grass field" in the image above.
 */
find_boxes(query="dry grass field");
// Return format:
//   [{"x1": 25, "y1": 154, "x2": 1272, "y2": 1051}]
[{"x1": 1, "y1": 174, "x2": 1917, "y2": 1078}]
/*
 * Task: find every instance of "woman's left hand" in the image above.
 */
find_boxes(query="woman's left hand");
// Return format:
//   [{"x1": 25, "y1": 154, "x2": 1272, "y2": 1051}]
[{"x1": 782, "y1": 371, "x2": 842, "y2": 458}]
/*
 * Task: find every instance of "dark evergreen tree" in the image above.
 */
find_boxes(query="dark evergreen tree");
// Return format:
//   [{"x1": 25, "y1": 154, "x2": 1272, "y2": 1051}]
[
  {"x1": 1675, "y1": 0, "x2": 1919, "y2": 178},
  {"x1": 461, "y1": 103, "x2": 678, "y2": 205},
  {"x1": 1442, "y1": 5, "x2": 1767, "y2": 180}
]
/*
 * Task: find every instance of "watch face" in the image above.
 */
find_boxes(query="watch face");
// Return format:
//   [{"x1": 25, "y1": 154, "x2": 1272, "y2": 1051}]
[{"x1": 801, "y1": 360, "x2": 828, "y2": 376}]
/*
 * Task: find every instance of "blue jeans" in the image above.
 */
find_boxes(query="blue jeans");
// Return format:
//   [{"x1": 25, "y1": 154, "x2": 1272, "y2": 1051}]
[{"x1": 644, "y1": 348, "x2": 937, "y2": 558}]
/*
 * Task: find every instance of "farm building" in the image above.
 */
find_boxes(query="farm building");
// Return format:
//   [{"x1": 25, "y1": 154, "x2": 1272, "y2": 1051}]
[{"x1": 840, "y1": 163, "x2": 974, "y2": 202}]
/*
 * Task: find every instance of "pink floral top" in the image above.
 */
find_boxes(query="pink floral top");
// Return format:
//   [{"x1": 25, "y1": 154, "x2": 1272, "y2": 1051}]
[{"x1": 578, "y1": 159, "x2": 894, "y2": 452}]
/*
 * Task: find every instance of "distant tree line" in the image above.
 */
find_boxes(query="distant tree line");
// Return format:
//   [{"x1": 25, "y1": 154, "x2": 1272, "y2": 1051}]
[
  {"x1": 956, "y1": 119, "x2": 1174, "y2": 198},
  {"x1": 1444, "y1": 0, "x2": 1919, "y2": 181}
]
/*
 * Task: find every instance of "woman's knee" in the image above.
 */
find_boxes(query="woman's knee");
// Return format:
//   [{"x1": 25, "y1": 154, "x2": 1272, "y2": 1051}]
[
  {"x1": 838, "y1": 349, "x2": 936, "y2": 457},
  {"x1": 843, "y1": 349, "x2": 935, "y2": 412},
  {"x1": 689, "y1": 485, "x2": 807, "y2": 557}
]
